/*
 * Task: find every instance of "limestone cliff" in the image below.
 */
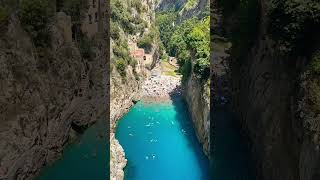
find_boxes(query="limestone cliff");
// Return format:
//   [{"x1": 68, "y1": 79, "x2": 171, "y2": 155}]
[
  {"x1": 177, "y1": 0, "x2": 209, "y2": 23},
  {"x1": 184, "y1": 71, "x2": 210, "y2": 157},
  {"x1": 156, "y1": 0, "x2": 209, "y2": 23},
  {"x1": 0, "y1": 12, "x2": 107, "y2": 180},
  {"x1": 156, "y1": 0, "x2": 186, "y2": 11},
  {"x1": 216, "y1": 0, "x2": 320, "y2": 179},
  {"x1": 109, "y1": 0, "x2": 160, "y2": 179},
  {"x1": 110, "y1": 65, "x2": 142, "y2": 180}
]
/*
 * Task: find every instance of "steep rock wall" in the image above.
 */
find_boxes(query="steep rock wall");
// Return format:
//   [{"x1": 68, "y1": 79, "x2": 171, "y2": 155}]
[
  {"x1": 177, "y1": 0, "x2": 209, "y2": 23},
  {"x1": 156, "y1": 0, "x2": 186, "y2": 11},
  {"x1": 0, "y1": 12, "x2": 107, "y2": 180},
  {"x1": 184, "y1": 72, "x2": 210, "y2": 157},
  {"x1": 109, "y1": 65, "x2": 144, "y2": 180},
  {"x1": 216, "y1": 0, "x2": 320, "y2": 179}
]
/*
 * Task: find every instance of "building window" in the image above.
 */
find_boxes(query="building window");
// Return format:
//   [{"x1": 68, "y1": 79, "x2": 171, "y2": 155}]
[
  {"x1": 144, "y1": 56, "x2": 146, "y2": 61},
  {"x1": 88, "y1": 14, "x2": 92, "y2": 24},
  {"x1": 93, "y1": 0, "x2": 96, "y2": 8},
  {"x1": 95, "y1": 12, "x2": 98, "y2": 22}
]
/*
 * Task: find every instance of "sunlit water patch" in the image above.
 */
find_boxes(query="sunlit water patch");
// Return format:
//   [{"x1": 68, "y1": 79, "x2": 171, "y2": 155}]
[{"x1": 116, "y1": 99, "x2": 209, "y2": 180}]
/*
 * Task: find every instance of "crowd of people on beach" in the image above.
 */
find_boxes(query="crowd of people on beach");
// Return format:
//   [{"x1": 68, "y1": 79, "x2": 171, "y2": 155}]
[{"x1": 142, "y1": 75, "x2": 182, "y2": 98}]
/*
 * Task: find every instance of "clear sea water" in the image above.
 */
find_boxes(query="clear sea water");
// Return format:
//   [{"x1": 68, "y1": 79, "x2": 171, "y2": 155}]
[
  {"x1": 36, "y1": 117, "x2": 109, "y2": 180},
  {"x1": 36, "y1": 100, "x2": 253, "y2": 180},
  {"x1": 115, "y1": 98, "x2": 210, "y2": 180}
]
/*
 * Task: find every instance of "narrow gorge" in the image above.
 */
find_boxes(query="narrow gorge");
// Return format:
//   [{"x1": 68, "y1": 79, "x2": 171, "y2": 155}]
[
  {"x1": 0, "y1": 0, "x2": 318, "y2": 180},
  {"x1": 110, "y1": 0, "x2": 211, "y2": 179}
]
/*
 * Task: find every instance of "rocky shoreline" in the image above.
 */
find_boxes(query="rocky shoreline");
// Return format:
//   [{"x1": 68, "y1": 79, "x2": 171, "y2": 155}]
[{"x1": 110, "y1": 133, "x2": 127, "y2": 180}]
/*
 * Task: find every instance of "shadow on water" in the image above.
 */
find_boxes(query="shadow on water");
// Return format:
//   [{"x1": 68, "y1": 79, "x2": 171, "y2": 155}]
[
  {"x1": 36, "y1": 114, "x2": 109, "y2": 180},
  {"x1": 211, "y1": 103, "x2": 255, "y2": 180},
  {"x1": 169, "y1": 85, "x2": 210, "y2": 180}
]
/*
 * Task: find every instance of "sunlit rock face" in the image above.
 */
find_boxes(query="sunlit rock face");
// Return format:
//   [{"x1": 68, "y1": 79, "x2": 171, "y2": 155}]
[
  {"x1": 109, "y1": 0, "x2": 160, "y2": 179},
  {"x1": 155, "y1": 0, "x2": 187, "y2": 11}
]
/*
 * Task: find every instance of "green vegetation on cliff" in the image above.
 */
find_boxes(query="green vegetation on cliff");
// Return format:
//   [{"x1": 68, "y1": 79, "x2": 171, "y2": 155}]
[
  {"x1": 156, "y1": 11, "x2": 209, "y2": 82},
  {"x1": 111, "y1": 0, "x2": 163, "y2": 78},
  {"x1": 310, "y1": 51, "x2": 320, "y2": 74},
  {"x1": 20, "y1": 0, "x2": 53, "y2": 47},
  {"x1": 180, "y1": 0, "x2": 198, "y2": 13},
  {"x1": 0, "y1": 6, "x2": 9, "y2": 28},
  {"x1": 62, "y1": 0, "x2": 88, "y2": 24},
  {"x1": 156, "y1": 11, "x2": 177, "y2": 50},
  {"x1": 268, "y1": 0, "x2": 320, "y2": 54},
  {"x1": 13, "y1": 0, "x2": 90, "y2": 49},
  {"x1": 217, "y1": 0, "x2": 260, "y2": 62},
  {"x1": 111, "y1": 0, "x2": 146, "y2": 77}
]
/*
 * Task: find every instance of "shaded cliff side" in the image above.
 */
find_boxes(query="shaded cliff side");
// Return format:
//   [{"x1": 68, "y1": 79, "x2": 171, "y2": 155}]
[
  {"x1": 216, "y1": 0, "x2": 320, "y2": 179},
  {"x1": 0, "y1": 11, "x2": 107, "y2": 180}
]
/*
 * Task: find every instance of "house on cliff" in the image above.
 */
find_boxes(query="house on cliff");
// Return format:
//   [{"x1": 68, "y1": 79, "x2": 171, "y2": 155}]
[
  {"x1": 55, "y1": 0, "x2": 107, "y2": 39},
  {"x1": 129, "y1": 40, "x2": 154, "y2": 73},
  {"x1": 81, "y1": 0, "x2": 107, "y2": 37}
]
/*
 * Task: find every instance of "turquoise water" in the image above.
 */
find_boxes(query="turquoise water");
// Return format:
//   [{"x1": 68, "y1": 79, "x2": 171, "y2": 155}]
[
  {"x1": 37, "y1": 117, "x2": 109, "y2": 180},
  {"x1": 116, "y1": 98, "x2": 210, "y2": 180}
]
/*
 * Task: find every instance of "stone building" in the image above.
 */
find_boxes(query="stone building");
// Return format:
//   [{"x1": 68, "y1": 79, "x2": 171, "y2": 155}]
[
  {"x1": 130, "y1": 48, "x2": 145, "y2": 73},
  {"x1": 128, "y1": 39, "x2": 154, "y2": 73},
  {"x1": 81, "y1": 0, "x2": 107, "y2": 37}
]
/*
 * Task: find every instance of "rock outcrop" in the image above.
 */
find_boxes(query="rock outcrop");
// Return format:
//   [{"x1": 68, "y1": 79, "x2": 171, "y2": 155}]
[
  {"x1": 177, "y1": 0, "x2": 209, "y2": 23},
  {"x1": 215, "y1": 0, "x2": 320, "y2": 179},
  {"x1": 110, "y1": 66, "x2": 142, "y2": 180},
  {"x1": 184, "y1": 72, "x2": 210, "y2": 157},
  {"x1": 156, "y1": 0, "x2": 186, "y2": 11},
  {"x1": 0, "y1": 12, "x2": 107, "y2": 180},
  {"x1": 156, "y1": 0, "x2": 209, "y2": 23}
]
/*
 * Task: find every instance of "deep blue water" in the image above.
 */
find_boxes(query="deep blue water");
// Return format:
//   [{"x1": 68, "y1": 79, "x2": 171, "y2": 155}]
[
  {"x1": 115, "y1": 98, "x2": 210, "y2": 180},
  {"x1": 36, "y1": 117, "x2": 109, "y2": 180}
]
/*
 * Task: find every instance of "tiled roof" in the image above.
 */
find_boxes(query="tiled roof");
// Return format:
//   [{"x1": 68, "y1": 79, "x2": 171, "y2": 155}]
[{"x1": 130, "y1": 48, "x2": 145, "y2": 58}]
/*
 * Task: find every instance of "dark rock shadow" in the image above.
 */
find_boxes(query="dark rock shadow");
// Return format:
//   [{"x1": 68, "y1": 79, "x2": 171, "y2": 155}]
[{"x1": 211, "y1": 102, "x2": 255, "y2": 180}]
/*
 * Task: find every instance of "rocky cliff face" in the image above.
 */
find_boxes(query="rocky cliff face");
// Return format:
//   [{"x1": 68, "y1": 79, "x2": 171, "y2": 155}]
[
  {"x1": 156, "y1": 0, "x2": 186, "y2": 11},
  {"x1": 216, "y1": 0, "x2": 320, "y2": 179},
  {"x1": 109, "y1": 0, "x2": 159, "y2": 179},
  {"x1": 110, "y1": 65, "x2": 143, "y2": 180},
  {"x1": 177, "y1": 0, "x2": 209, "y2": 23},
  {"x1": 0, "y1": 12, "x2": 107, "y2": 180},
  {"x1": 184, "y1": 72, "x2": 210, "y2": 157},
  {"x1": 156, "y1": 0, "x2": 209, "y2": 23}
]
